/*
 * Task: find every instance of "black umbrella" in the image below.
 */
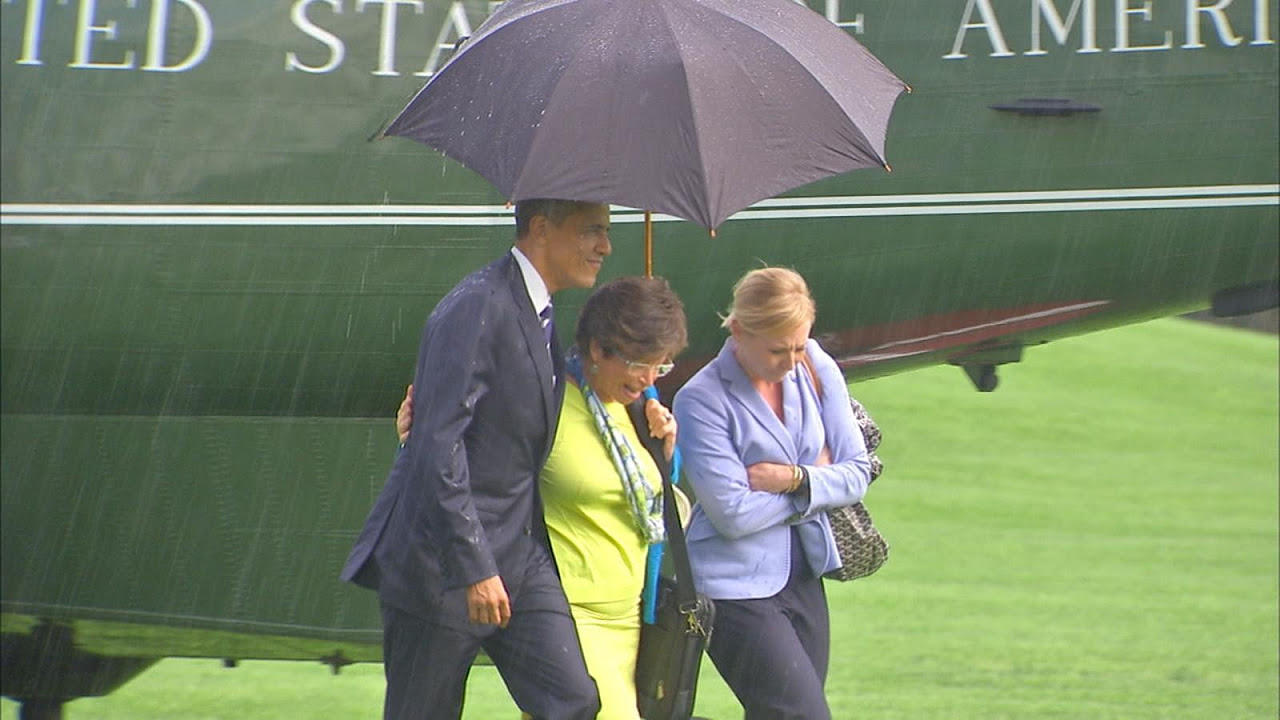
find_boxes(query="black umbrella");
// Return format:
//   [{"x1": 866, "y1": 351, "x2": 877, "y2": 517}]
[{"x1": 383, "y1": 0, "x2": 908, "y2": 266}]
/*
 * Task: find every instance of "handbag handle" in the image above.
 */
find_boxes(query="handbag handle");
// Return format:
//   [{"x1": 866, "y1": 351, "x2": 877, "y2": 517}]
[{"x1": 657, "y1": 446, "x2": 697, "y2": 609}]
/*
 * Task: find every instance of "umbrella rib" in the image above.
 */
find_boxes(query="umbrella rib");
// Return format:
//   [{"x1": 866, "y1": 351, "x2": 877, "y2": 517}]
[
  {"x1": 509, "y1": 3, "x2": 629, "y2": 204},
  {"x1": 655, "y1": 1, "x2": 905, "y2": 225},
  {"x1": 688, "y1": 3, "x2": 903, "y2": 166},
  {"x1": 651, "y1": 0, "x2": 714, "y2": 226}
]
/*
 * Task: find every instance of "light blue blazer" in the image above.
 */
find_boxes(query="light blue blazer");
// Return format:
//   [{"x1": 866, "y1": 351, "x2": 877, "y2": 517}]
[{"x1": 673, "y1": 337, "x2": 872, "y2": 600}]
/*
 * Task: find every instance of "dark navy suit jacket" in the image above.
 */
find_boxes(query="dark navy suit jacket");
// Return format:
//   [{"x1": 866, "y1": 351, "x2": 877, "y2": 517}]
[{"x1": 341, "y1": 252, "x2": 566, "y2": 631}]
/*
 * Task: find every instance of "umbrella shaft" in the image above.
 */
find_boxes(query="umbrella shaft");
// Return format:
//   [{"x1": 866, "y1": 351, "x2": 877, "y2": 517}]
[{"x1": 644, "y1": 210, "x2": 653, "y2": 278}]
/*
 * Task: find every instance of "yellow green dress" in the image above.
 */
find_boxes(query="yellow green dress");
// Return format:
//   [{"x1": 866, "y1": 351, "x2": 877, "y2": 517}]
[{"x1": 540, "y1": 386, "x2": 662, "y2": 720}]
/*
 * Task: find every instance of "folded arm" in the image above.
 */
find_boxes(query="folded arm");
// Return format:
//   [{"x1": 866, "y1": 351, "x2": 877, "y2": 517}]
[
  {"x1": 675, "y1": 383, "x2": 801, "y2": 539},
  {"x1": 797, "y1": 343, "x2": 872, "y2": 513}
]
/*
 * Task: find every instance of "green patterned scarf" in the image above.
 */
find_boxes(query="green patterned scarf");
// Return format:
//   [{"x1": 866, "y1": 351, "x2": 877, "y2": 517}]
[{"x1": 567, "y1": 350, "x2": 665, "y2": 545}]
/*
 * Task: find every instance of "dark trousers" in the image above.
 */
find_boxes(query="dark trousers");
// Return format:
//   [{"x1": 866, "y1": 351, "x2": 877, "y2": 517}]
[
  {"x1": 706, "y1": 530, "x2": 831, "y2": 720},
  {"x1": 379, "y1": 574, "x2": 599, "y2": 720}
]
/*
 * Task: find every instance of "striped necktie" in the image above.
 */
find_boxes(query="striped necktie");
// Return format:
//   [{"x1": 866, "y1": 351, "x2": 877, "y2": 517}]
[{"x1": 539, "y1": 303, "x2": 555, "y2": 351}]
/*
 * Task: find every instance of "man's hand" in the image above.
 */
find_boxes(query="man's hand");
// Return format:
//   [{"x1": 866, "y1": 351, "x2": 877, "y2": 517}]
[
  {"x1": 643, "y1": 397, "x2": 678, "y2": 460},
  {"x1": 466, "y1": 575, "x2": 512, "y2": 627},
  {"x1": 396, "y1": 384, "x2": 413, "y2": 445}
]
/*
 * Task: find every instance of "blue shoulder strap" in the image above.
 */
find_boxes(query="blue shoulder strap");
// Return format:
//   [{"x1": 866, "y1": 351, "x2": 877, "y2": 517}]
[{"x1": 641, "y1": 386, "x2": 682, "y2": 624}]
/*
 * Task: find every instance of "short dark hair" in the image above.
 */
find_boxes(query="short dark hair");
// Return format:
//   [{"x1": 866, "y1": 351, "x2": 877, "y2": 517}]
[
  {"x1": 514, "y1": 199, "x2": 605, "y2": 237},
  {"x1": 576, "y1": 276, "x2": 688, "y2": 362}
]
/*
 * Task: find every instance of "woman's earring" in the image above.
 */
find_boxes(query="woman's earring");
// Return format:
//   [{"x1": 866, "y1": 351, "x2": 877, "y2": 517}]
[{"x1": 590, "y1": 363, "x2": 599, "y2": 375}]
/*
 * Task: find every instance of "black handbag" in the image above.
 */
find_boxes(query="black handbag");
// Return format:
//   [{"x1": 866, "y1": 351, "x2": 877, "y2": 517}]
[
  {"x1": 629, "y1": 399, "x2": 715, "y2": 720},
  {"x1": 822, "y1": 499, "x2": 889, "y2": 581}
]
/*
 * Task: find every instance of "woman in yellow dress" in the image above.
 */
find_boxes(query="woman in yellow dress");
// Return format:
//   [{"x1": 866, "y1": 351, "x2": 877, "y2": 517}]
[{"x1": 398, "y1": 276, "x2": 687, "y2": 719}]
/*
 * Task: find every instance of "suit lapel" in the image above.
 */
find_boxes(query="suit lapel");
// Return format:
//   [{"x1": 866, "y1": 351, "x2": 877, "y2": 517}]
[
  {"x1": 505, "y1": 258, "x2": 559, "y2": 455},
  {"x1": 716, "y1": 339, "x2": 797, "y2": 460}
]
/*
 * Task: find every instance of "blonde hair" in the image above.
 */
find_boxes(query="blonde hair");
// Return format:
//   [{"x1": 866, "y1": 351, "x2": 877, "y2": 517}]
[{"x1": 720, "y1": 267, "x2": 816, "y2": 336}]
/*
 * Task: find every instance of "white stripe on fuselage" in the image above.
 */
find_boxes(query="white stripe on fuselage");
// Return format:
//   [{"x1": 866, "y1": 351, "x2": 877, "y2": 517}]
[{"x1": 2, "y1": 184, "x2": 1276, "y2": 226}]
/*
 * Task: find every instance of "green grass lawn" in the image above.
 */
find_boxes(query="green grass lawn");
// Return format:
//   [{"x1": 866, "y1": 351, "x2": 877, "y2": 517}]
[{"x1": 4, "y1": 317, "x2": 1276, "y2": 719}]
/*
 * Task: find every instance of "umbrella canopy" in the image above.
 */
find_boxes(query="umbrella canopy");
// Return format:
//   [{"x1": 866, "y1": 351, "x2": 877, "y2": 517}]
[{"x1": 383, "y1": 0, "x2": 908, "y2": 230}]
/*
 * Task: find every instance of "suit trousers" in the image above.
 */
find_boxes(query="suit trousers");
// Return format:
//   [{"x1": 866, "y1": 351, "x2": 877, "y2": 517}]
[
  {"x1": 379, "y1": 561, "x2": 599, "y2": 720},
  {"x1": 705, "y1": 528, "x2": 832, "y2": 720}
]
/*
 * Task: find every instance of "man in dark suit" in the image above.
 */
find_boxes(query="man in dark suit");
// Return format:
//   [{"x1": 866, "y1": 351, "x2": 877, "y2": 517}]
[{"x1": 341, "y1": 199, "x2": 612, "y2": 720}]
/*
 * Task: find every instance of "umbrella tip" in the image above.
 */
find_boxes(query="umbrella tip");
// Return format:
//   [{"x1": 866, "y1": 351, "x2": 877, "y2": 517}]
[
  {"x1": 709, "y1": 228, "x2": 717, "y2": 239},
  {"x1": 883, "y1": 163, "x2": 893, "y2": 173},
  {"x1": 367, "y1": 116, "x2": 396, "y2": 142},
  {"x1": 904, "y1": 84, "x2": 913, "y2": 94}
]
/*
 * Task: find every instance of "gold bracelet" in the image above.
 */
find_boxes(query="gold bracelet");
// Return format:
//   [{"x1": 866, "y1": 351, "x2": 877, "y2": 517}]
[{"x1": 789, "y1": 464, "x2": 803, "y2": 493}]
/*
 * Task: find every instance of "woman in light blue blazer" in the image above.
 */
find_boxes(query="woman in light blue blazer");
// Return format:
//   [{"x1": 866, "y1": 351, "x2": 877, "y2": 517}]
[{"x1": 673, "y1": 267, "x2": 873, "y2": 720}]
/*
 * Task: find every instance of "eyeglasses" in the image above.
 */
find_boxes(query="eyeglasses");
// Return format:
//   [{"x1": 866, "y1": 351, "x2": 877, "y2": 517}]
[{"x1": 612, "y1": 351, "x2": 675, "y2": 378}]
